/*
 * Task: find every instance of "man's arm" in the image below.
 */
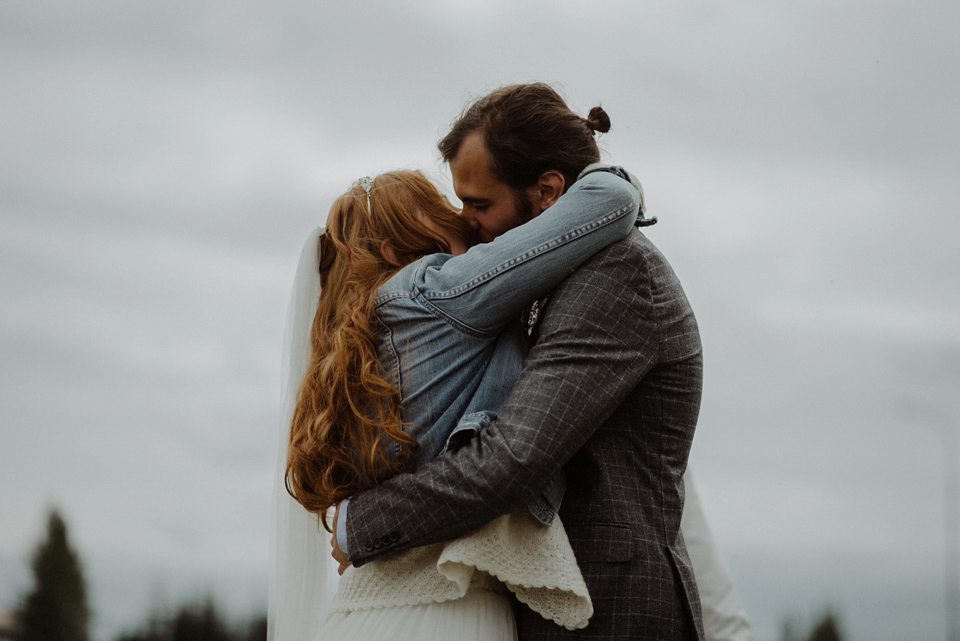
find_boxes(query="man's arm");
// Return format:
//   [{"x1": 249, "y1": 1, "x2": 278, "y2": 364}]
[{"x1": 345, "y1": 234, "x2": 658, "y2": 565}]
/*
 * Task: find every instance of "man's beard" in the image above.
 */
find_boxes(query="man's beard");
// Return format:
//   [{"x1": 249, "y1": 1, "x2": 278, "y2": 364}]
[{"x1": 512, "y1": 188, "x2": 537, "y2": 224}]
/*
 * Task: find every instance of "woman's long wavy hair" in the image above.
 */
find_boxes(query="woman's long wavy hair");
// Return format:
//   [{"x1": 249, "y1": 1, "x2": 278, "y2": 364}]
[{"x1": 286, "y1": 170, "x2": 471, "y2": 529}]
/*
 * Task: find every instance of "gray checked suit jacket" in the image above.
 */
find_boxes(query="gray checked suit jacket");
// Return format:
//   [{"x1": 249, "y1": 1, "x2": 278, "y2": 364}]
[{"x1": 346, "y1": 228, "x2": 705, "y2": 640}]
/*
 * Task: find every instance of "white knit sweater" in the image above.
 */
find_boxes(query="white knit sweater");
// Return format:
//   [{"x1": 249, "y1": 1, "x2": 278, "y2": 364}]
[{"x1": 328, "y1": 510, "x2": 593, "y2": 630}]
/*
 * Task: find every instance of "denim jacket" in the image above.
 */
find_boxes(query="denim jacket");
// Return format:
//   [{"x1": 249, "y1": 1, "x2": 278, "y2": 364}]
[{"x1": 372, "y1": 166, "x2": 641, "y2": 525}]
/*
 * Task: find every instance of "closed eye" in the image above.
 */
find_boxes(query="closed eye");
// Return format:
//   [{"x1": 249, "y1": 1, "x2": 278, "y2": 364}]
[{"x1": 463, "y1": 199, "x2": 491, "y2": 212}]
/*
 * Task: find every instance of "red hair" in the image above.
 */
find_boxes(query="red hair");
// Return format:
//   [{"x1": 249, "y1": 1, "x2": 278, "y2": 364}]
[{"x1": 286, "y1": 171, "x2": 470, "y2": 529}]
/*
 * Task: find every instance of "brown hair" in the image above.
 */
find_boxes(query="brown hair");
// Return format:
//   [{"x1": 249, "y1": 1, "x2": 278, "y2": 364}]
[
  {"x1": 438, "y1": 83, "x2": 610, "y2": 191},
  {"x1": 286, "y1": 170, "x2": 471, "y2": 528}
]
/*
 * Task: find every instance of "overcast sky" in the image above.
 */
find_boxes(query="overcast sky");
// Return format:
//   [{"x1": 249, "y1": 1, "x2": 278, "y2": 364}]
[{"x1": 1, "y1": 2, "x2": 958, "y2": 640}]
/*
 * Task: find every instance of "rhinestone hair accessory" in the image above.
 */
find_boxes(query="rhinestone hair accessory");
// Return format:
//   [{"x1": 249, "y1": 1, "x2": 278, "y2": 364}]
[{"x1": 356, "y1": 176, "x2": 374, "y2": 215}]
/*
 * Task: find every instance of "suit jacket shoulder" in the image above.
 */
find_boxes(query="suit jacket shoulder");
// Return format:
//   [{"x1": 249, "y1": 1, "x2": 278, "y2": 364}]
[{"x1": 536, "y1": 228, "x2": 701, "y2": 365}]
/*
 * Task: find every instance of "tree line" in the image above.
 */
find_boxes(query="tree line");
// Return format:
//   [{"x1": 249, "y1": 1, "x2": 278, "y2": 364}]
[
  {"x1": 7, "y1": 508, "x2": 843, "y2": 641},
  {"x1": 7, "y1": 510, "x2": 265, "y2": 641}
]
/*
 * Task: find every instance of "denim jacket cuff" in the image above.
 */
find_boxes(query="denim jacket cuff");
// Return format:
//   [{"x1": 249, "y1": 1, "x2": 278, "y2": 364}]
[{"x1": 578, "y1": 162, "x2": 654, "y2": 225}]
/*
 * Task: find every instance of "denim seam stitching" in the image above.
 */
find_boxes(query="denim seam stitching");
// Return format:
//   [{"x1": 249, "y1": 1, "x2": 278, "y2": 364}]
[
  {"x1": 374, "y1": 290, "x2": 410, "y2": 306},
  {"x1": 414, "y1": 290, "x2": 494, "y2": 339},
  {"x1": 421, "y1": 200, "x2": 634, "y2": 302},
  {"x1": 374, "y1": 313, "x2": 403, "y2": 395}
]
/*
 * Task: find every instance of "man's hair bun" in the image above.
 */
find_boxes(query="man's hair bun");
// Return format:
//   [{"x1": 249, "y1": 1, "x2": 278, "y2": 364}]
[{"x1": 585, "y1": 106, "x2": 611, "y2": 134}]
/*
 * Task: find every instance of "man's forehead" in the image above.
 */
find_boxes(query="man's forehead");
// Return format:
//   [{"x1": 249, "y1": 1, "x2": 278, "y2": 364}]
[
  {"x1": 456, "y1": 130, "x2": 488, "y2": 161},
  {"x1": 454, "y1": 175, "x2": 510, "y2": 204},
  {"x1": 450, "y1": 132, "x2": 508, "y2": 199}
]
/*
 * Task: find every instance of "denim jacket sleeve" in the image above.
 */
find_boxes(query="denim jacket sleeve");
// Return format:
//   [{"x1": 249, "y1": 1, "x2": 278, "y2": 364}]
[{"x1": 411, "y1": 167, "x2": 640, "y2": 335}]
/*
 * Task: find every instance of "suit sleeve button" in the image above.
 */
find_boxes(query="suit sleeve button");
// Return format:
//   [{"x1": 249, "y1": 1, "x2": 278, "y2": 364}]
[{"x1": 389, "y1": 531, "x2": 400, "y2": 542}]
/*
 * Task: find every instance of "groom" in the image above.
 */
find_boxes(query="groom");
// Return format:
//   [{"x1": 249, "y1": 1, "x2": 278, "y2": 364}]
[{"x1": 337, "y1": 83, "x2": 705, "y2": 640}]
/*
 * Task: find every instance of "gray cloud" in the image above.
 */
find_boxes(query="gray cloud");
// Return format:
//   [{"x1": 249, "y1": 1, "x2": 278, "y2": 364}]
[{"x1": 1, "y1": 2, "x2": 958, "y2": 639}]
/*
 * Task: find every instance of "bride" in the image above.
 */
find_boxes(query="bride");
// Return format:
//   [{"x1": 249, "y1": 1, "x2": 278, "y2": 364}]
[{"x1": 270, "y1": 166, "x2": 640, "y2": 640}]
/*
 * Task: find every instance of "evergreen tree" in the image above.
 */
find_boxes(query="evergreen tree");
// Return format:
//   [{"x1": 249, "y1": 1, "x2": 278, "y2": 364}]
[
  {"x1": 807, "y1": 612, "x2": 843, "y2": 641},
  {"x1": 169, "y1": 599, "x2": 232, "y2": 641},
  {"x1": 244, "y1": 615, "x2": 267, "y2": 641},
  {"x1": 116, "y1": 601, "x2": 265, "y2": 641},
  {"x1": 18, "y1": 509, "x2": 90, "y2": 641}
]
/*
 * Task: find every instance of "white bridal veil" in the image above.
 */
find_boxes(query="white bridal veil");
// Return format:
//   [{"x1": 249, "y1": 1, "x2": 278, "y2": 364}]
[{"x1": 268, "y1": 227, "x2": 339, "y2": 641}]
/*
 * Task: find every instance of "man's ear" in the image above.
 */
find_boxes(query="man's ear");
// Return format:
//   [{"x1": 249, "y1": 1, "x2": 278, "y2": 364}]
[
  {"x1": 526, "y1": 170, "x2": 566, "y2": 215},
  {"x1": 380, "y1": 238, "x2": 404, "y2": 267}
]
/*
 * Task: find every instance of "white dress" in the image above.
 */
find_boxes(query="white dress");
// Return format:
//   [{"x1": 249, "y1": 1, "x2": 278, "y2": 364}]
[
  {"x1": 321, "y1": 581, "x2": 516, "y2": 641},
  {"x1": 317, "y1": 510, "x2": 593, "y2": 641}
]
